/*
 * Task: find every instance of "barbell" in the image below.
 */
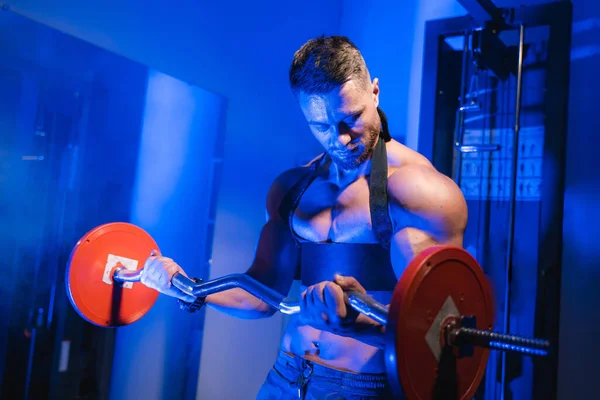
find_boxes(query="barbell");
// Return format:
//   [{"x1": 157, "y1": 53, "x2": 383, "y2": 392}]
[{"x1": 65, "y1": 222, "x2": 550, "y2": 400}]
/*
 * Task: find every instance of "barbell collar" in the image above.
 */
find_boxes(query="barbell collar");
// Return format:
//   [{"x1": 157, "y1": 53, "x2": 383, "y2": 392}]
[{"x1": 113, "y1": 267, "x2": 143, "y2": 283}]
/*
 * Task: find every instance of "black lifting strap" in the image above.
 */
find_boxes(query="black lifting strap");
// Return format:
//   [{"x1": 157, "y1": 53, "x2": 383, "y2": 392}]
[
  {"x1": 369, "y1": 136, "x2": 394, "y2": 249},
  {"x1": 278, "y1": 155, "x2": 329, "y2": 243}
]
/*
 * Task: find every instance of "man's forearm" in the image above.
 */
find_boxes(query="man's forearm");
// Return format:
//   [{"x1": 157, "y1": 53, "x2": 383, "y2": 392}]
[{"x1": 204, "y1": 288, "x2": 275, "y2": 319}]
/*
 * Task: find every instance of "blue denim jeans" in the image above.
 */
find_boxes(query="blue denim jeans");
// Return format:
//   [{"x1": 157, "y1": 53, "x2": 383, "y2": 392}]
[{"x1": 256, "y1": 351, "x2": 398, "y2": 399}]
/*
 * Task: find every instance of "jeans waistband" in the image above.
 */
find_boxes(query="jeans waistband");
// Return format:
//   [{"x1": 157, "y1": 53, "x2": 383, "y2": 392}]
[{"x1": 274, "y1": 351, "x2": 388, "y2": 390}]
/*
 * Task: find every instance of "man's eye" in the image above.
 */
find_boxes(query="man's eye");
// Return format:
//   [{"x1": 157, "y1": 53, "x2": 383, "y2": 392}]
[{"x1": 347, "y1": 114, "x2": 360, "y2": 123}]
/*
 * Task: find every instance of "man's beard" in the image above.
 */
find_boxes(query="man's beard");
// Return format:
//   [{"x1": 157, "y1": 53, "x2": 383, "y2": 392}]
[{"x1": 329, "y1": 126, "x2": 380, "y2": 171}]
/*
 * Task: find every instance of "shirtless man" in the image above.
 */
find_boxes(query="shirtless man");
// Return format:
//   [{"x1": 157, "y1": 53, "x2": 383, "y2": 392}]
[{"x1": 140, "y1": 36, "x2": 468, "y2": 399}]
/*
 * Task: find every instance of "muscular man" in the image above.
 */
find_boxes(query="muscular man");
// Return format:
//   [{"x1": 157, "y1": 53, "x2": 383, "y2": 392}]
[{"x1": 141, "y1": 36, "x2": 468, "y2": 399}]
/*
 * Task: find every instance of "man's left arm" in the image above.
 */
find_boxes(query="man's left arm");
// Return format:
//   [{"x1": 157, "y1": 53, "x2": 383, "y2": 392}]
[
  {"x1": 334, "y1": 165, "x2": 468, "y2": 348},
  {"x1": 386, "y1": 164, "x2": 469, "y2": 261}
]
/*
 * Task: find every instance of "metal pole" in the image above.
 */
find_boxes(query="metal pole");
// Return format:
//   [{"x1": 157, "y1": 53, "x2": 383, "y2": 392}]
[
  {"x1": 453, "y1": 31, "x2": 471, "y2": 184},
  {"x1": 501, "y1": 23, "x2": 525, "y2": 400}
]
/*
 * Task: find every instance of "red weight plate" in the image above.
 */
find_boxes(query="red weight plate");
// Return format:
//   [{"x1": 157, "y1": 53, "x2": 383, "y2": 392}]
[
  {"x1": 385, "y1": 246, "x2": 495, "y2": 400},
  {"x1": 66, "y1": 222, "x2": 160, "y2": 327}
]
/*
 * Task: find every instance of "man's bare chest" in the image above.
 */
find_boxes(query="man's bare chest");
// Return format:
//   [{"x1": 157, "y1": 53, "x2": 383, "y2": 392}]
[{"x1": 291, "y1": 177, "x2": 378, "y2": 243}]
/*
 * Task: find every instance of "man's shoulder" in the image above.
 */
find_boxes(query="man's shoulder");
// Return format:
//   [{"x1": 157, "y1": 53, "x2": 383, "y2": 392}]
[
  {"x1": 386, "y1": 163, "x2": 463, "y2": 209},
  {"x1": 265, "y1": 153, "x2": 324, "y2": 217},
  {"x1": 387, "y1": 162, "x2": 436, "y2": 191},
  {"x1": 386, "y1": 162, "x2": 467, "y2": 233},
  {"x1": 273, "y1": 154, "x2": 323, "y2": 189}
]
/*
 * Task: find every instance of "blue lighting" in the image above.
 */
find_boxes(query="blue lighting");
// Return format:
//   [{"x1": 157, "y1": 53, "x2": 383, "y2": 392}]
[{"x1": 488, "y1": 342, "x2": 548, "y2": 357}]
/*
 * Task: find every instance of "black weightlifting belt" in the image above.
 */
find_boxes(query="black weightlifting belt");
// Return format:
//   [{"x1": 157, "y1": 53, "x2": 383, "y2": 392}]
[
  {"x1": 299, "y1": 242, "x2": 397, "y2": 291},
  {"x1": 279, "y1": 136, "x2": 397, "y2": 292}
]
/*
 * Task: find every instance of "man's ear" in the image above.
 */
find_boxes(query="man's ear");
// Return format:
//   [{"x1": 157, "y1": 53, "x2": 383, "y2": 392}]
[{"x1": 372, "y1": 77, "x2": 380, "y2": 107}]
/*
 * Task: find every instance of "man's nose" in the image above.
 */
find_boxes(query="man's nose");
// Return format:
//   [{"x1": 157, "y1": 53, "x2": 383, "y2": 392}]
[{"x1": 335, "y1": 122, "x2": 356, "y2": 147}]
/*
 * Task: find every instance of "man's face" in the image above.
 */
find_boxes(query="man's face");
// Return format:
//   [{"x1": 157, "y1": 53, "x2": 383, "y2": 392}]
[{"x1": 297, "y1": 78, "x2": 381, "y2": 171}]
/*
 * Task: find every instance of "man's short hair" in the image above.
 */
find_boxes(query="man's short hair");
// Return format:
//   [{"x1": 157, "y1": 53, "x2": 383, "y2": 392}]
[{"x1": 289, "y1": 35, "x2": 369, "y2": 95}]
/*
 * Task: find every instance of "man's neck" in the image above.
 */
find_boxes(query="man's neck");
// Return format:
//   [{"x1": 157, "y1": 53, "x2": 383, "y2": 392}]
[{"x1": 329, "y1": 158, "x2": 372, "y2": 188}]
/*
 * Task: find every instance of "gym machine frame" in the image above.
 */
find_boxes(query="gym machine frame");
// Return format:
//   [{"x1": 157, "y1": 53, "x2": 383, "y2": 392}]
[{"x1": 417, "y1": 1, "x2": 572, "y2": 399}]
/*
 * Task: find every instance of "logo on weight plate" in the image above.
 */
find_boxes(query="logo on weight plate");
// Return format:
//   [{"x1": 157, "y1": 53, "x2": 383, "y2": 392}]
[
  {"x1": 102, "y1": 254, "x2": 139, "y2": 289},
  {"x1": 425, "y1": 296, "x2": 460, "y2": 362}
]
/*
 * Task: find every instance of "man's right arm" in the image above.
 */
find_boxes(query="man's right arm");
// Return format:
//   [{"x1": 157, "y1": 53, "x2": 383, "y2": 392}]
[{"x1": 202, "y1": 168, "x2": 307, "y2": 319}]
